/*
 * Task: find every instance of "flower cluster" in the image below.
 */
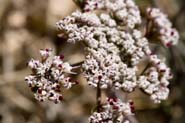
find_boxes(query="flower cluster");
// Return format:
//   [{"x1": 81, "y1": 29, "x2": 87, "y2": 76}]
[
  {"x1": 56, "y1": 11, "x2": 101, "y2": 44},
  {"x1": 83, "y1": 0, "x2": 104, "y2": 12},
  {"x1": 23, "y1": 0, "x2": 180, "y2": 122},
  {"x1": 57, "y1": 10, "x2": 151, "y2": 92},
  {"x1": 137, "y1": 54, "x2": 172, "y2": 103},
  {"x1": 117, "y1": 29, "x2": 151, "y2": 65},
  {"x1": 83, "y1": 0, "x2": 141, "y2": 29},
  {"x1": 25, "y1": 49, "x2": 78, "y2": 103},
  {"x1": 23, "y1": 0, "x2": 181, "y2": 123},
  {"x1": 56, "y1": 0, "x2": 176, "y2": 104},
  {"x1": 82, "y1": 39, "x2": 142, "y2": 92},
  {"x1": 89, "y1": 98, "x2": 134, "y2": 123},
  {"x1": 146, "y1": 8, "x2": 179, "y2": 47}
]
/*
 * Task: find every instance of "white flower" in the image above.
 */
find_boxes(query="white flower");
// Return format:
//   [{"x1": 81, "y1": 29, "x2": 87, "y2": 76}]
[
  {"x1": 137, "y1": 76, "x2": 150, "y2": 89},
  {"x1": 100, "y1": 13, "x2": 117, "y2": 27},
  {"x1": 72, "y1": 11, "x2": 101, "y2": 26},
  {"x1": 122, "y1": 80, "x2": 137, "y2": 92},
  {"x1": 27, "y1": 59, "x2": 40, "y2": 69},
  {"x1": 40, "y1": 48, "x2": 52, "y2": 60},
  {"x1": 150, "y1": 87, "x2": 169, "y2": 103}
]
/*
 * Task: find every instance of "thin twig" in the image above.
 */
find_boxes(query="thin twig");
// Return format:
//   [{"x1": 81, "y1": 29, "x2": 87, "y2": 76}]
[
  {"x1": 139, "y1": 46, "x2": 160, "y2": 75},
  {"x1": 140, "y1": 63, "x2": 150, "y2": 75},
  {"x1": 71, "y1": 61, "x2": 84, "y2": 67},
  {"x1": 96, "y1": 81, "x2": 101, "y2": 112},
  {"x1": 144, "y1": 19, "x2": 150, "y2": 37}
]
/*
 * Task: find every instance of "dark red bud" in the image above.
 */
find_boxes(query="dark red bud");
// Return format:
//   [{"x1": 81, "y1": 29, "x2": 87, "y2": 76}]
[
  {"x1": 129, "y1": 101, "x2": 134, "y2": 105},
  {"x1": 150, "y1": 52, "x2": 155, "y2": 55},
  {"x1": 56, "y1": 85, "x2": 61, "y2": 89},
  {"x1": 60, "y1": 54, "x2": 64, "y2": 60},
  {"x1": 49, "y1": 93, "x2": 54, "y2": 97},
  {"x1": 109, "y1": 101, "x2": 114, "y2": 105},
  {"x1": 113, "y1": 106, "x2": 119, "y2": 110},
  {"x1": 98, "y1": 75, "x2": 102, "y2": 80},
  {"x1": 38, "y1": 89, "x2": 42, "y2": 94},
  {"x1": 130, "y1": 105, "x2": 135, "y2": 113},
  {"x1": 166, "y1": 42, "x2": 172, "y2": 47},
  {"x1": 113, "y1": 98, "x2": 118, "y2": 102},
  {"x1": 68, "y1": 78, "x2": 72, "y2": 82},
  {"x1": 171, "y1": 31, "x2": 174, "y2": 36},
  {"x1": 46, "y1": 48, "x2": 49, "y2": 52},
  {"x1": 160, "y1": 69, "x2": 166, "y2": 72},
  {"x1": 85, "y1": 9, "x2": 90, "y2": 12},
  {"x1": 58, "y1": 96, "x2": 63, "y2": 101},
  {"x1": 95, "y1": 3, "x2": 98, "y2": 7},
  {"x1": 58, "y1": 64, "x2": 62, "y2": 68}
]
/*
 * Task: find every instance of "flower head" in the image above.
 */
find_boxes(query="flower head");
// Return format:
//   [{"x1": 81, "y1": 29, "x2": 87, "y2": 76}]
[
  {"x1": 82, "y1": 0, "x2": 141, "y2": 29},
  {"x1": 25, "y1": 49, "x2": 78, "y2": 103},
  {"x1": 137, "y1": 54, "x2": 172, "y2": 103},
  {"x1": 146, "y1": 8, "x2": 179, "y2": 47},
  {"x1": 56, "y1": 0, "x2": 177, "y2": 104},
  {"x1": 89, "y1": 98, "x2": 134, "y2": 123}
]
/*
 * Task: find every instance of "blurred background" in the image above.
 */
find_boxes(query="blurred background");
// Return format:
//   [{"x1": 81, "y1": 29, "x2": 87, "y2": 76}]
[{"x1": 0, "y1": 0, "x2": 185, "y2": 123}]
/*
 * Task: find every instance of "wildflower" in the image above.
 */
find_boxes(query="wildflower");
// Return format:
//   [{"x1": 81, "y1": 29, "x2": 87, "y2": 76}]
[
  {"x1": 89, "y1": 98, "x2": 133, "y2": 123},
  {"x1": 56, "y1": 0, "x2": 175, "y2": 104},
  {"x1": 25, "y1": 49, "x2": 78, "y2": 103},
  {"x1": 146, "y1": 8, "x2": 179, "y2": 47},
  {"x1": 83, "y1": 0, "x2": 141, "y2": 29},
  {"x1": 137, "y1": 54, "x2": 172, "y2": 103}
]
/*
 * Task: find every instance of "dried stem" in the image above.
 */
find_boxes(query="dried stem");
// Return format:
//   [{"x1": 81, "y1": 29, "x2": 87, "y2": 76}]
[
  {"x1": 140, "y1": 62, "x2": 150, "y2": 75},
  {"x1": 144, "y1": 19, "x2": 150, "y2": 37},
  {"x1": 96, "y1": 81, "x2": 102, "y2": 112},
  {"x1": 71, "y1": 61, "x2": 84, "y2": 67},
  {"x1": 140, "y1": 46, "x2": 159, "y2": 75}
]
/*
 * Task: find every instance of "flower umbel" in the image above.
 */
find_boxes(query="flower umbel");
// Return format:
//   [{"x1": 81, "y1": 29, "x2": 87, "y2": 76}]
[
  {"x1": 56, "y1": 0, "x2": 177, "y2": 104},
  {"x1": 146, "y1": 8, "x2": 179, "y2": 47},
  {"x1": 24, "y1": 0, "x2": 180, "y2": 122},
  {"x1": 89, "y1": 98, "x2": 134, "y2": 123},
  {"x1": 83, "y1": 0, "x2": 141, "y2": 29},
  {"x1": 25, "y1": 49, "x2": 78, "y2": 103}
]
